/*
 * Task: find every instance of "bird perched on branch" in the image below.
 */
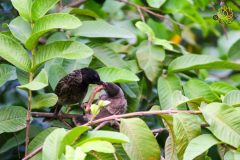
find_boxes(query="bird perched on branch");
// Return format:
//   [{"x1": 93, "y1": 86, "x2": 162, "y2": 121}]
[
  {"x1": 94, "y1": 82, "x2": 127, "y2": 120},
  {"x1": 52, "y1": 67, "x2": 103, "y2": 116}
]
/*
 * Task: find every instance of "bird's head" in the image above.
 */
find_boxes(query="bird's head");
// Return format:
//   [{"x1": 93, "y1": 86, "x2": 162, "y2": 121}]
[
  {"x1": 81, "y1": 68, "x2": 103, "y2": 85},
  {"x1": 103, "y1": 82, "x2": 120, "y2": 97}
]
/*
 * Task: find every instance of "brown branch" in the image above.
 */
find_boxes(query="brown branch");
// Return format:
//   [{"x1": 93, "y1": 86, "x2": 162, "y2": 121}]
[
  {"x1": 84, "y1": 110, "x2": 202, "y2": 126},
  {"x1": 22, "y1": 146, "x2": 42, "y2": 160},
  {"x1": 116, "y1": 0, "x2": 183, "y2": 27},
  {"x1": 31, "y1": 112, "x2": 79, "y2": 119}
]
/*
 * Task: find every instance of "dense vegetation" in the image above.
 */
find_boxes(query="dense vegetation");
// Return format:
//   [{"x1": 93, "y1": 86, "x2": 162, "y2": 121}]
[{"x1": 0, "y1": 0, "x2": 240, "y2": 159}]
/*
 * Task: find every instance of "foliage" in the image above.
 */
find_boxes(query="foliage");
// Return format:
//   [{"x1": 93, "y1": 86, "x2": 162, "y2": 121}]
[{"x1": 0, "y1": 0, "x2": 240, "y2": 159}]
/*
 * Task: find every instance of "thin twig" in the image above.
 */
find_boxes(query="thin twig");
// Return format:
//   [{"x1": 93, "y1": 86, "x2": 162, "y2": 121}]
[
  {"x1": 116, "y1": 0, "x2": 183, "y2": 27},
  {"x1": 31, "y1": 112, "x2": 79, "y2": 119},
  {"x1": 22, "y1": 146, "x2": 42, "y2": 160},
  {"x1": 25, "y1": 73, "x2": 33, "y2": 156},
  {"x1": 86, "y1": 85, "x2": 104, "y2": 113}
]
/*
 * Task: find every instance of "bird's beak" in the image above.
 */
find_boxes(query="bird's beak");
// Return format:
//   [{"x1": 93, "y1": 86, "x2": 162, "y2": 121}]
[{"x1": 97, "y1": 81, "x2": 104, "y2": 85}]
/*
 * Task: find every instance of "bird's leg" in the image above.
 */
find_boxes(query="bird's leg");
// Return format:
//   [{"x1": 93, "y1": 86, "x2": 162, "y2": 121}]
[{"x1": 86, "y1": 85, "x2": 104, "y2": 113}]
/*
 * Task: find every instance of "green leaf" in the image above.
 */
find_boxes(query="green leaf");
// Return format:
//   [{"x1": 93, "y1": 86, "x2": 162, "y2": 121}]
[
  {"x1": 0, "y1": 126, "x2": 42, "y2": 154},
  {"x1": 31, "y1": 0, "x2": 60, "y2": 21},
  {"x1": 8, "y1": 16, "x2": 31, "y2": 43},
  {"x1": 29, "y1": 127, "x2": 56, "y2": 151},
  {"x1": 183, "y1": 134, "x2": 220, "y2": 160},
  {"x1": 71, "y1": 20, "x2": 135, "y2": 39},
  {"x1": 18, "y1": 69, "x2": 48, "y2": 90},
  {"x1": 25, "y1": 13, "x2": 82, "y2": 49},
  {"x1": 135, "y1": 21, "x2": 155, "y2": 40},
  {"x1": 16, "y1": 69, "x2": 29, "y2": 85},
  {"x1": 60, "y1": 126, "x2": 89, "y2": 155},
  {"x1": 224, "y1": 150, "x2": 240, "y2": 160},
  {"x1": 169, "y1": 54, "x2": 240, "y2": 72},
  {"x1": 173, "y1": 113, "x2": 201, "y2": 160},
  {"x1": 33, "y1": 41, "x2": 93, "y2": 71},
  {"x1": 0, "y1": 64, "x2": 16, "y2": 88},
  {"x1": 120, "y1": 118, "x2": 160, "y2": 160},
  {"x1": 65, "y1": 146, "x2": 86, "y2": 160},
  {"x1": 223, "y1": 90, "x2": 240, "y2": 107},
  {"x1": 31, "y1": 93, "x2": 58, "y2": 109},
  {"x1": 136, "y1": 41, "x2": 165, "y2": 82},
  {"x1": 42, "y1": 128, "x2": 67, "y2": 160},
  {"x1": 0, "y1": 106, "x2": 27, "y2": 134},
  {"x1": 90, "y1": 43, "x2": 129, "y2": 69},
  {"x1": 210, "y1": 82, "x2": 237, "y2": 95},
  {"x1": 183, "y1": 79, "x2": 219, "y2": 102},
  {"x1": 228, "y1": 39, "x2": 240, "y2": 60},
  {"x1": 0, "y1": 33, "x2": 31, "y2": 72},
  {"x1": 74, "y1": 131, "x2": 129, "y2": 146},
  {"x1": 200, "y1": 103, "x2": 240, "y2": 148},
  {"x1": 79, "y1": 140, "x2": 115, "y2": 153},
  {"x1": 158, "y1": 74, "x2": 182, "y2": 110},
  {"x1": 97, "y1": 67, "x2": 139, "y2": 83},
  {"x1": 147, "y1": 0, "x2": 166, "y2": 8},
  {"x1": 11, "y1": 0, "x2": 32, "y2": 21}
]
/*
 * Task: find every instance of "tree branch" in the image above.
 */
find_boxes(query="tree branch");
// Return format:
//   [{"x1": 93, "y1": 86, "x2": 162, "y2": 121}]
[
  {"x1": 22, "y1": 146, "x2": 42, "y2": 160},
  {"x1": 67, "y1": 0, "x2": 86, "y2": 7}
]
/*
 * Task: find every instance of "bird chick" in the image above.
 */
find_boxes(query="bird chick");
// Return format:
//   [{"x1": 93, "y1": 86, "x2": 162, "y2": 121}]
[
  {"x1": 53, "y1": 67, "x2": 103, "y2": 116},
  {"x1": 94, "y1": 82, "x2": 127, "y2": 120}
]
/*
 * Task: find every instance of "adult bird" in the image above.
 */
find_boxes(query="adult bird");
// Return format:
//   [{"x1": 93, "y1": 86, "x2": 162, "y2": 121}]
[{"x1": 52, "y1": 67, "x2": 103, "y2": 116}]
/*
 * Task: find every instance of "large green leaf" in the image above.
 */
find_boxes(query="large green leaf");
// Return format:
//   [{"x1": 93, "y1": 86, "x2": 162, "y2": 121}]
[
  {"x1": 71, "y1": 20, "x2": 135, "y2": 38},
  {"x1": 120, "y1": 118, "x2": 160, "y2": 160},
  {"x1": 8, "y1": 16, "x2": 31, "y2": 43},
  {"x1": 136, "y1": 41, "x2": 165, "y2": 82},
  {"x1": 60, "y1": 126, "x2": 89, "y2": 155},
  {"x1": 158, "y1": 74, "x2": 182, "y2": 110},
  {"x1": 33, "y1": 41, "x2": 93, "y2": 71},
  {"x1": 223, "y1": 90, "x2": 240, "y2": 107},
  {"x1": 200, "y1": 103, "x2": 240, "y2": 148},
  {"x1": 0, "y1": 106, "x2": 27, "y2": 134},
  {"x1": 28, "y1": 127, "x2": 57, "y2": 160},
  {"x1": 31, "y1": 0, "x2": 60, "y2": 21},
  {"x1": 147, "y1": 0, "x2": 166, "y2": 8},
  {"x1": 224, "y1": 150, "x2": 240, "y2": 160},
  {"x1": 42, "y1": 128, "x2": 67, "y2": 160},
  {"x1": 173, "y1": 113, "x2": 201, "y2": 160},
  {"x1": 31, "y1": 93, "x2": 58, "y2": 109},
  {"x1": 97, "y1": 67, "x2": 139, "y2": 83},
  {"x1": 210, "y1": 81, "x2": 237, "y2": 95},
  {"x1": 25, "y1": 13, "x2": 82, "y2": 49},
  {"x1": 11, "y1": 0, "x2": 32, "y2": 21},
  {"x1": 0, "y1": 33, "x2": 31, "y2": 72},
  {"x1": 183, "y1": 134, "x2": 220, "y2": 160},
  {"x1": 74, "y1": 131, "x2": 129, "y2": 146},
  {"x1": 0, "y1": 64, "x2": 16, "y2": 88},
  {"x1": 79, "y1": 140, "x2": 115, "y2": 153},
  {"x1": 90, "y1": 43, "x2": 129, "y2": 69},
  {"x1": 169, "y1": 54, "x2": 240, "y2": 72},
  {"x1": 0, "y1": 126, "x2": 42, "y2": 154},
  {"x1": 18, "y1": 69, "x2": 48, "y2": 90},
  {"x1": 183, "y1": 79, "x2": 219, "y2": 102}
]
